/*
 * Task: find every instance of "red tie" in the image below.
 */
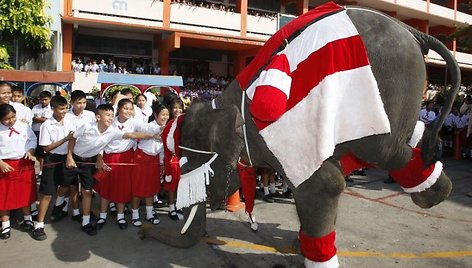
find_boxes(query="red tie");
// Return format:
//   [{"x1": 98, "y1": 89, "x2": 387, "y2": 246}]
[{"x1": 8, "y1": 127, "x2": 19, "y2": 137}]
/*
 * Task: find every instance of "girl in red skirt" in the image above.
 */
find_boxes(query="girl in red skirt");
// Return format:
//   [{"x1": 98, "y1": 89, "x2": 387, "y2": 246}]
[
  {"x1": 0, "y1": 104, "x2": 37, "y2": 239},
  {"x1": 96, "y1": 99, "x2": 154, "y2": 230},
  {"x1": 132, "y1": 102, "x2": 169, "y2": 225}
]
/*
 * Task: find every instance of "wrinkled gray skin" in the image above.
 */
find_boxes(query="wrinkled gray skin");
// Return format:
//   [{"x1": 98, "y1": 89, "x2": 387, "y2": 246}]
[{"x1": 143, "y1": 7, "x2": 459, "y2": 250}]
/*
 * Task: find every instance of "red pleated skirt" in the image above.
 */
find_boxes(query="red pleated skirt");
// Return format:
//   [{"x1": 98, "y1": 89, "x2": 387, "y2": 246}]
[
  {"x1": 132, "y1": 149, "x2": 161, "y2": 197},
  {"x1": 96, "y1": 150, "x2": 134, "y2": 203},
  {"x1": 0, "y1": 158, "x2": 36, "y2": 210}
]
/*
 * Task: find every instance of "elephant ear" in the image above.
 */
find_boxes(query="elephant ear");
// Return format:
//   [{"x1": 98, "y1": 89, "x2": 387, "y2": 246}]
[{"x1": 180, "y1": 102, "x2": 245, "y2": 210}]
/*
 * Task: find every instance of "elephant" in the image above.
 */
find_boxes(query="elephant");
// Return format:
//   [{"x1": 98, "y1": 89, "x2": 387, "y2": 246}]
[{"x1": 141, "y1": 2, "x2": 460, "y2": 267}]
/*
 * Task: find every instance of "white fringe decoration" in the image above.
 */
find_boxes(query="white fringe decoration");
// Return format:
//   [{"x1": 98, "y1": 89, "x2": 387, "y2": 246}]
[{"x1": 176, "y1": 154, "x2": 218, "y2": 210}]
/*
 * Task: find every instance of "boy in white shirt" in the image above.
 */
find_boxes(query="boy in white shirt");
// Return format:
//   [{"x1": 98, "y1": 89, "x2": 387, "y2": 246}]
[
  {"x1": 65, "y1": 104, "x2": 160, "y2": 235},
  {"x1": 53, "y1": 90, "x2": 98, "y2": 223},
  {"x1": 32, "y1": 96, "x2": 74, "y2": 241},
  {"x1": 32, "y1": 91, "x2": 54, "y2": 177}
]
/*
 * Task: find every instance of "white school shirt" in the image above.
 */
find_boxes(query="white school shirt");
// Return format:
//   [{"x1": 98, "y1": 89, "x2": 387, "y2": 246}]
[
  {"x1": 73, "y1": 122, "x2": 124, "y2": 158},
  {"x1": 104, "y1": 117, "x2": 147, "y2": 154},
  {"x1": 32, "y1": 104, "x2": 53, "y2": 131},
  {"x1": 137, "y1": 120, "x2": 163, "y2": 157},
  {"x1": 38, "y1": 114, "x2": 76, "y2": 155},
  {"x1": 139, "y1": 105, "x2": 153, "y2": 123},
  {"x1": 144, "y1": 91, "x2": 157, "y2": 108},
  {"x1": 10, "y1": 102, "x2": 33, "y2": 126},
  {"x1": 0, "y1": 121, "x2": 37, "y2": 160},
  {"x1": 68, "y1": 109, "x2": 96, "y2": 130}
]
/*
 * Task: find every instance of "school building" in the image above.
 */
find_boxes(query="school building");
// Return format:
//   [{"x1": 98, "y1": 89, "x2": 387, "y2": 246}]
[{"x1": 7, "y1": 0, "x2": 472, "y2": 84}]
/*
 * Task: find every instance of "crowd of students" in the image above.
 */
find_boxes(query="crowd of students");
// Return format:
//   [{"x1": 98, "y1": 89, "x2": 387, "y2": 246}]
[{"x1": 0, "y1": 81, "x2": 186, "y2": 241}]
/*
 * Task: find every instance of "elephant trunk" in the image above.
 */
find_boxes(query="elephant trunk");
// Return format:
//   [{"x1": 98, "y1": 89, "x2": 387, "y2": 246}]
[{"x1": 139, "y1": 203, "x2": 207, "y2": 248}]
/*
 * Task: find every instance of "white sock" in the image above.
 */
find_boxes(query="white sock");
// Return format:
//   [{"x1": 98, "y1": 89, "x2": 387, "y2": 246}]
[
  {"x1": 263, "y1": 186, "x2": 270, "y2": 195},
  {"x1": 132, "y1": 209, "x2": 139, "y2": 220},
  {"x1": 146, "y1": 206, "x2": 153, "y2": 219},
  {"x1": 72, "y1": 209, "x2": 80, "y2": 217},
  {"x1": 1, "y1": 221, "x2": 10, "y2": 232},
  {"x1": 99, "y1": 212, "x2": 107, "y2": 219},
  {"x1": 38, "y1": 170, "x2": 42, "y2": 176},
  {"x1": 82, "y1": 215, "x2": 90, "y2": 226},
  {"x1": 24, "y1": 215, "x2": 32, "y2": 222},
  {"x1": 153, "y1": 195, "x2": 159, "y2": 202},
  {"x1": 62, "y1": 197, "x2": 70, "y2": 212},
  {"x1": 55, "y1": 195, "x2": 65, "y2": 206},
  {"x1": 34, "y1": 222, "x2": 44, "y2": 229},
  {"x1": 117, "y1": 213, "x2": 125, "y2": 221},
  {"x1": 169, "y1": 203, "x2": 176, "y2": 212},
  {"x1": 31, "y1": 202, "x2": 38, "y2": 211},
  {"x1": 269, "y1": 183, "x2": 276, "y2": 194}
]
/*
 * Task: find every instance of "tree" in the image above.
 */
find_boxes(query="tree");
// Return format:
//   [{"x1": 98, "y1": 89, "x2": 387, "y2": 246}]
[
  {"x1": 0, "y1": 0, "x2": 53, "y2": 69},
  {"x1": 448, "y1": 24, "x2": 472, "y2": 52}
]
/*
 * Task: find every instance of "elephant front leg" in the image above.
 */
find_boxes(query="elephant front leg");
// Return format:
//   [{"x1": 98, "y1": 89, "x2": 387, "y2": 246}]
[{"x1": 294, "y1": 160, "x2": 345, "y2": 268}]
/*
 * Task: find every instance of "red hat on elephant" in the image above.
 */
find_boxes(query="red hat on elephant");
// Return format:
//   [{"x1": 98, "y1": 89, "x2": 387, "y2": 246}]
[{"x1": 249, "y1": 53, "x2": 292, "y2": 130}]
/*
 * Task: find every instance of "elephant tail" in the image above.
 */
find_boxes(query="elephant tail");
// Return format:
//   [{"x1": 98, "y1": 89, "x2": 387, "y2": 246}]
[{"x1": 408, "y1": 27, "x2": 461, "y2": 166}]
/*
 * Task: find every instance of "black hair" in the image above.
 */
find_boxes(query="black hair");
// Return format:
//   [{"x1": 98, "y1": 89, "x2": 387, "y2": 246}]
[
  {"x1": 50, "y1": 96, "x2": 68, "y2": 108},
  {"x1": 0, "y1": 81, "x2": 11, "y2": 88},
  {"x1": 96, "y1": 104, "x2": 114, "y2": 114},
  {"x1": 39, "y1": 91, "x2": 52, "y2": 99},
  {"x1": 136, "y1": 94, "x2": 147, "y2": 101},
  {"x1": 162, "y1": 91, "x2": 179, "y2": 109},
  {"x1": 11, "y1": 86, "x2": 24, "y2": 94},
  {"x1": 117, "y1": 98, "x2": 133, "y2": 112},
  {"x1": 0, "y1": 103, "x2": 16, "y2": 120},
  {"x1": 120, "y1": 88, "x2": 133, "y2": 96},
  {"x1": 152, "y1": 102, "x2": 168, "y2": 116},
  {"x1": 70, "y1": 90, "x2": 87, "y2": 102},
  {"x1": 109, "y1": 90, "x2": 120, "y2": 101}
]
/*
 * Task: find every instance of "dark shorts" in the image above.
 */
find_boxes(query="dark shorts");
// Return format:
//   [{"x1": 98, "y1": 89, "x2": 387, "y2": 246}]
[
  {"x1": 39, "y1": 153, "x2": 67, "y2": 196},
  {"x1": 65, "y1": 154, "x2": 97, "y2": 190},
  {"x1": 34, "y1": 131, "x2": 45, "y2": 158}
]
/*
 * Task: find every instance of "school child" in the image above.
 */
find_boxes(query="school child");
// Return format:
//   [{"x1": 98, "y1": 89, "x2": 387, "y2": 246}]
[
  {"x1": 53, "y1": 90, "x2": 98, "y2": 223},
  {"x1": 94, "y1": 99, "x2": 156, "y2": 230},
  {"x1": 135, "y1": 94, "x2": 152, "y2": 123},
  {"x1": 66, "y1": 103, "x2": 160, "y2": 234},
  {"x1": 164, "y1": 98, "x2": 184, "y2": 220},
  {"x1": 131, "y1": 102, "x2": 169, "y2": 225},
  {"x1": 32, "y1": 96, "x2": 75, "y2": 241},
  {"x1": 112, "y1": 88, "x2": 144, "y2": 122},
  {"x1": 0, "y1": 82, "x2": 33, "y2": 126},
  {"x1": 32, "y1": 91, "x2": 53, "y2": 178},
  {"x1": 0, "y1": 104, "x2": 37, "y2": 239},
  {"x1": 10, "y1": 86, "x2": 37, "y2": 216}
]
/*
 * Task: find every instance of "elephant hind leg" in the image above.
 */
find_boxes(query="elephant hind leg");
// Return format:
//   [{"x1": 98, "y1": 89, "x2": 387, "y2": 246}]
[{"x1": 294, "y1": 159, "x2": 344, "y2": 268}]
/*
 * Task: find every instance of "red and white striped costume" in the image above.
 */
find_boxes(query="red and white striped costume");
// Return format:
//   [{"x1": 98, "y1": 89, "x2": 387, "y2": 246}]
[{"x1": 237, "y1": 2, "x2": 391, "y2": 191}]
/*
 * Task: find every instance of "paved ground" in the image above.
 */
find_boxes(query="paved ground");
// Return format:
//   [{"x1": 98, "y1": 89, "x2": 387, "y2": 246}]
[{"x1": 1, "y1": 157, "x2": 471, "y2": 268}]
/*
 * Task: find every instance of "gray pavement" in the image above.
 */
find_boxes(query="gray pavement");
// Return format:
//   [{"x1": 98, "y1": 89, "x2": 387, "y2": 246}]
[{"x1": 0, "y1": 157, "x2": 471, "y2": 268}]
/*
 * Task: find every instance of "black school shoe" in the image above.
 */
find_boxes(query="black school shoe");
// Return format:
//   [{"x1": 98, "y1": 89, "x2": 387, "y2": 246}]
[
  {"x1": 20, "y1": 220, "x2": 35, "y2": 232},
  {"x1": 81, "y1": 223, "x2": 97, "y2": 236},
  {"x1": 32, "y1": 228, "x2": 47, "y2": 241},
  {"x1": 0, "y1": 227, "x2": 11, "y2": 240},
  {"x1": 50, "y1": 201, "x2": 68, "y2": 222}
]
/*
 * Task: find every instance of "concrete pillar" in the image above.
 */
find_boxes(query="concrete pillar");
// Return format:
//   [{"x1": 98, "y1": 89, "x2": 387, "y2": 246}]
[
  {"x1": 297, "y1": 0, "x2": 308, "y2": 15},
  {"x1": 236, "y1": 0, "x2": 248, "y2": 37},
  {"x1": 233, "y1": 52, "x2": 246, "y2": 77},
  {"x1": 163, "y1": 0, "x2": 171, "y2": 29},
  {"x1": 62, "y1": 23, "x2": 73, "y2": 71}
]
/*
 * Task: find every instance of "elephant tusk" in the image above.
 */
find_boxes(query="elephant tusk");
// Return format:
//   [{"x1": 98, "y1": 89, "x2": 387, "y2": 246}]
[{"x1": 181, "y1": 204, "x2": 198, "y2": 234}]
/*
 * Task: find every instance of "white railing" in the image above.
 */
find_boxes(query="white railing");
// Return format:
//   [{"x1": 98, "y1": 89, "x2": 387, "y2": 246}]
[
  {"x1": 246, "y1": 15, "x2": 277, "y2": 39},
  {"x1": 169, "y1": 4, "x2": 241, "y2": 36},
  {"x1": 72, "y1": 0, "x2": 164, "y2": 27}
]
